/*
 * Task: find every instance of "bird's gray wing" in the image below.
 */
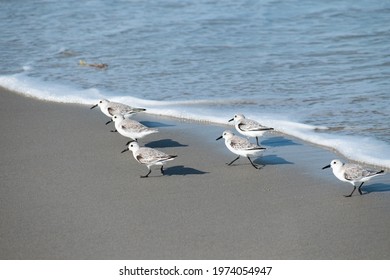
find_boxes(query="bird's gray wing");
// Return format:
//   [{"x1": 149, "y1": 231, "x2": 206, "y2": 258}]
[
  {"x1": 344, "y1": 164, "x2": 364, "y2": 181},
  {"x1": 238, "y1": 119, "x2": 271, "y2": 131}
]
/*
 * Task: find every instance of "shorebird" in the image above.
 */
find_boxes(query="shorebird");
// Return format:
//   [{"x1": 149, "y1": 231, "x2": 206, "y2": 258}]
[
  {"x1": 216, "y1": 130, "x2": 266, "y2": 169},
  {"x1": 322, "y1": 159, "x2": 385, "y2": 197},
  {"x1": 229, "y1": 114, "x2": 274, "y2": 145},
  {"x1": 107, "y1": 114, "x2": 158, "y2": 144},
  {"x1": 90, "y1": 99, "x2": 146, "y2": 119},
  {"x1": 122, "y1": 141, "x2": 177, "y2": 178}
]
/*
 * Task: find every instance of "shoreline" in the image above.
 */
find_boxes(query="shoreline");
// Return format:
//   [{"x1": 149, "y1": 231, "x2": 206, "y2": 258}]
[
  {"x1": 1, "y1": 88, "x2": 389, "y2": 259},
  {"x1": 1, "y1": 82, "x2": 389, "y2": 171}
]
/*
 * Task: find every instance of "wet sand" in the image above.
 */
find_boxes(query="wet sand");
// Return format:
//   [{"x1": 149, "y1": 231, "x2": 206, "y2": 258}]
[{"x1": 0, "y1": 87, "x2": 389, "y2": 259}]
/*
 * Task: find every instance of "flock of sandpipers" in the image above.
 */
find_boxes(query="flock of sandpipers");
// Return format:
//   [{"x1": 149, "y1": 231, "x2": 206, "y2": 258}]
[{"x1": 91, "y1": 99, "x2": 385, "y2": 197}]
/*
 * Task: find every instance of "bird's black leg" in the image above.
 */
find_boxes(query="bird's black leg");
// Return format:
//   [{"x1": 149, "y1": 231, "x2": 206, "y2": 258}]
[
  {"x1": 160, "y1": 166, "x2": 164, "y2": 175},
  {"x1": 141, "y1": 169, "x2": 152, "y2": 178},
  {"x1": 344, "y1": 186, "x2": 357, "y2": 197},
  {"x1": 358, "y1": 182, "x2": 365, "y2": 195},
  {"x1": 256, "y1": 136, "x2": 259, "y2": 146},
  {"x1": 227, "y1": 156, "x2": 240, "y2": 166},
  {"x1": 247, "y1": 156, "x2": 259, "y2": 169},
  {"x1": 110, "y1": 129, "x2": 117, "y2": 132}
]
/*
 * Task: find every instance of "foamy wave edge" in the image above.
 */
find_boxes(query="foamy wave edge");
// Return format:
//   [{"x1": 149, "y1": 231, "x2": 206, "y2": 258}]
[{"x1": 1, "y1": 74, "x2": 389, "y2": 169}]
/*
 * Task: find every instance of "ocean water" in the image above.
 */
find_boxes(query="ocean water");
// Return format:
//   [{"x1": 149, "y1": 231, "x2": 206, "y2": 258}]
[{"x1": 1, "y1": 0, "x2": 389, "y2": 168}]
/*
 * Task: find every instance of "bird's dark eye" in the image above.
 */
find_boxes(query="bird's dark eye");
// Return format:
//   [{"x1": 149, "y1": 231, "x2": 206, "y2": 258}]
[
  {"x1": 99, "y1": 101, "x2": 102, "y2": 103},
  {"x1": 333, "y1": 161, "x2": 336, "y2": 164}
]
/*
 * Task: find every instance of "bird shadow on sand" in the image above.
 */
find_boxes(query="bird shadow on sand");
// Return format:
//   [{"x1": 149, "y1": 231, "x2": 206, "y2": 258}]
[
  {"x1": 145, "y1": 139, "x2": 188, "y2": 148},
  {"x1": 139, "y1": 121, "x2": 175, "y2": 128},
  {"x1": 261, "y1": 136, "x2": 301, "y2": 147},
  {"x1": 164, "y1": 165, "x2": 208, "y2": 176},
  {"x1": 255, "y1": 154, "x2": 293, "y2": 165},
  {"x1": 362, "y1": 183, "x2": 390, "y2": 195}
]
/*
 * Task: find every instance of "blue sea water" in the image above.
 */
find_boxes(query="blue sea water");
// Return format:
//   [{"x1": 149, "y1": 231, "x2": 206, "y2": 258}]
[{"x1": 1, "y1": 0, "x2": 389, "y2": 168}]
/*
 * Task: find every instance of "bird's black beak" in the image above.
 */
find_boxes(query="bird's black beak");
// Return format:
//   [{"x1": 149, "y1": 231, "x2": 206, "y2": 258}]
[
  {"x1": 322, "y1": 164, "x2": 331, "y2": 170},
  {"x1": 216, "y1": 136, "x2": 223, "y2": 141},
  {"x1": 228, "y1": 118, "x2": 234, "y2": 122},
  {"x1": 105, "y1": 119, "x2": 113, "y2": 125},
  {"x1": 121, "y1": 147, "x2": 129, "y2": 153},
  {"x1": 90, "y1": 104, "x2": 98, "y2": 109}
]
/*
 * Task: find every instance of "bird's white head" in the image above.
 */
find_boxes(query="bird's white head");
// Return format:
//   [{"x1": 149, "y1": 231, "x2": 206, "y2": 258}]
[
  {"x1": 128, "y1": 141, "x2": 140, "y2": 152},
  {"x1": 90, "y1": 99, "x2": 109, "y2": 110},
  {"x1": 322, "y1": 159, "x2": 343, "y2": 170},
  {"x1": 97, "y1": 99, "x2": 109, "y2": 108},
  {"x1": 228, "y1": 113, "x2": 245, "y2": 123},
  {"x1": 216, "y1": 130, "x2": 235, "y2": 141},
  {"x1": 234, "y1": 114, "x2": 245, "y2": 120},
  {"x1": 112, "y1": 114, "x2": 125, "y2": 123}
]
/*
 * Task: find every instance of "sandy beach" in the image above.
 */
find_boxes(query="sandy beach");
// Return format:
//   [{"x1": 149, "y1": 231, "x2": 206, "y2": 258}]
[{"x1": 0, "y1": 87, "x2": 389, "y2": 260}]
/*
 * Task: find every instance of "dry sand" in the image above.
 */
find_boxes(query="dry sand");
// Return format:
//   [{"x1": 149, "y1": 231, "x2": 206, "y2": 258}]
[{"x1": 0, "y1": 87, "x2": 389, "y2": 259}]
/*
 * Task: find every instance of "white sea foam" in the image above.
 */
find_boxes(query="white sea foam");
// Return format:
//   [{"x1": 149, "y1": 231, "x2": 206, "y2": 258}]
[
  {"x1": 279, "y1": 125, "x2": 390, "y2": 169},
  {"x1": 22, "y1": 65, "x2": 32, "y2": 71},
  {"x1": 1, "y1": 74, "x2": 389, "y2": 169},
  {"x1": 0, "y1": 75, "x2": 99, "y2": 104}
]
